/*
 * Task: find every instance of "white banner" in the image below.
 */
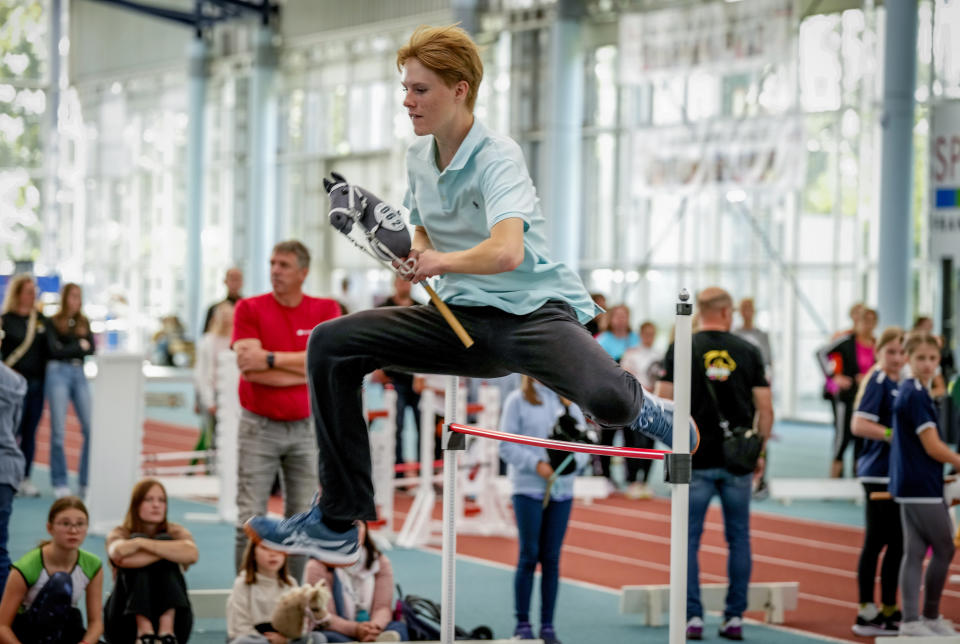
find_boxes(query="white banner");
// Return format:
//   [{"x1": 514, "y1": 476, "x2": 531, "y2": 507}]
[
  {"x1": 930, "y1": 101, "x2": 960, "y2": 261},
  {"x1": 630, "y1": 115, "x2": 804, "y2": 195},
  {"x1": 619, "y1": 0, "x2": 793, "y2": 84}
]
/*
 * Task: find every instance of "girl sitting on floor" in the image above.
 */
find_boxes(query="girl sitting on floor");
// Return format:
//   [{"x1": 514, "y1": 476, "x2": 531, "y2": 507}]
[
  {"x1": 227, "y1": 541, "x2": 327, "y2": 643},
  {"x1": 104, "y1": 478, "x2": 198, "y2": 644},
  {"x1": 304, "y1": 522, "x2": 407, "y2": 642},
  {"x1": 0, "y1": 496, "x2": 104, "y2": 644}
]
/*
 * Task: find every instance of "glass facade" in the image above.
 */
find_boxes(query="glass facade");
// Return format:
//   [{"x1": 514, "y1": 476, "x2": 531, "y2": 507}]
[{"x1": 7, "y1": 0, "x2": 959, "y2": 417}]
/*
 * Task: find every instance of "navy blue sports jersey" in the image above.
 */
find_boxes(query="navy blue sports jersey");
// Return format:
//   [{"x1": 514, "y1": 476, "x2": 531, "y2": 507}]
[
  {"x1": 889, "y1": 378, "x2": 944, "y2": 502},
  {"x1": 853, "y1": 368, "x2": 899, "y2": 482}
]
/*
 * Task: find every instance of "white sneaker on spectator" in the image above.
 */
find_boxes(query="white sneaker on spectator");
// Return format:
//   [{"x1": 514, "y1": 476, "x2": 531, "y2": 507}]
[
  {"x1": 626, "y1": 481, "x2": 653, "y2": 500},
  {"x1": 54, "y1": 486, "x2": 71, "y2": 499},
  {"x1": 17, "y1": 480, "x2": 40, "y2": 498},
  {"x1": 922, "y1": 616, "x2": 956, "y2": 635},
  {"x1": 899, "y1": 619, "x2": 937, "y2": 636},
  {"x1": 375, "y1": 631, "x2": 401, "y2": 642}
]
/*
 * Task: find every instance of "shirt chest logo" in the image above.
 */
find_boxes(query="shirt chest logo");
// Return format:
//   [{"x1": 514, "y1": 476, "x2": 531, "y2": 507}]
[{"x1": 704, "y1": 350, "x2": 737, "y2": 382}]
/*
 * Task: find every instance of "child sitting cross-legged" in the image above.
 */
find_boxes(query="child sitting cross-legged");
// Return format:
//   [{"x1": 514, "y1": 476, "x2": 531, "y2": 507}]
[
  {"x1": 227, "y1": 541, "x2": 328, "y2": 644},
  {"x1": 304, "y1": 522, "x2": 408, "y2": 642}
]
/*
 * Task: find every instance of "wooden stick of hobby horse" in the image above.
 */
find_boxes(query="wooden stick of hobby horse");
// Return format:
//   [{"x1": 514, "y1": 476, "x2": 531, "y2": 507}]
[{"x1": 422, "y1": 282, "x2": 474, "y2": 348}]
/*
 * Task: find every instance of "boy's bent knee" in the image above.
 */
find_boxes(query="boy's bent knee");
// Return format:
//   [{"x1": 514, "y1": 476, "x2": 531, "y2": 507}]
[{"x1": 584, "y1": 388, "x2": 640, "y2": 427}]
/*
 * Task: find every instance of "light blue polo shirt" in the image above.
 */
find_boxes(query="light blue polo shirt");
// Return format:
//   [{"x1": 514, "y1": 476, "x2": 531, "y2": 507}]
[{"x1": 403, "y1": 118, "x2": 600, "y2": 324}]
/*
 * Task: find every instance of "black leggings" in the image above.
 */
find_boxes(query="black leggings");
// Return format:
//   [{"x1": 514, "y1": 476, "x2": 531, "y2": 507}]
[
  {"x1": 103, "y1": 558, "x2": 193, "y2": 643},
  {"x1": 832, "y1": 398, "x2": 862, "y2": 472},
  {"x1": 857, "y1": 482, "x2": 903, "y2": 606},
  {"x1": 598, "y1": 429, "x2": 654, "y2": 483},
  {"x1": 307, "y1": 301, "x2": 644, "y2": 521}
]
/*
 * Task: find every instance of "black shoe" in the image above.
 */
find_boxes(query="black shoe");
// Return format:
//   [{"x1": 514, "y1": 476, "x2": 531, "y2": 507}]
[
  {"x1": 851, "y1": 613, "x2": 888, "y2": 637},
  {"x1": 157, "y1": 635, "x2": 178, "y2": 644},
  {"x1": 882, "y1": 610, "x2": 902, "y2": 631},
  {"x1": 137, "y1": 636, "x2": 158, "y2": 644}
]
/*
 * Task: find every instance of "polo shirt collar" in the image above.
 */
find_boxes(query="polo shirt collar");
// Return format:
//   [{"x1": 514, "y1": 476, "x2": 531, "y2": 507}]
[{"x1": 418, "y1": 117, "x2": 487, "y2": 173}]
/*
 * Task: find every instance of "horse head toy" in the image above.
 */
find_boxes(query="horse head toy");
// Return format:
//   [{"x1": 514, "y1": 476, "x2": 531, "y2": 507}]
[
  {"x1": 323, "y1": 172, "x2": 415, "y2": 277},
  {"x1": 323, "y1": 171, "x2": 474, "y2": 348}
]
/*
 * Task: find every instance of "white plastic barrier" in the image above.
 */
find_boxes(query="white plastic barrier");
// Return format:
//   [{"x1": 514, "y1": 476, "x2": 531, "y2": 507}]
[
  {"x1": 620, "y1": 582, "x2": 799, "y2": 626},
  {"x1": 214, "y1": 350, "x2": 240, "y2": 522},
  {"x1": 396, "y1": 383, "x2": 514, "y2": 548},
  {"x1": 86, "y1": 354, "x2": 146, "y2": 535},
  {"x1": 368, "y1": 386, "x2": 398, "y2": 538},
  {"x1": 768, "y1": 478, "x2": 865, "y2": 504}
]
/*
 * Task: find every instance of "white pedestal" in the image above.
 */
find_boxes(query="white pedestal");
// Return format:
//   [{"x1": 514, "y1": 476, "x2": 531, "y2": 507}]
[{"x1": 86, "y1": 353, "x2": 145, "y2": 535}]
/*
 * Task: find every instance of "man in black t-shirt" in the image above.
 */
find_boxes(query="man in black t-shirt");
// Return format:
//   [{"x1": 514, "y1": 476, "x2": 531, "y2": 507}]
[{"x1": 656, "y1": 287, "x2": 773, "y2": 641}]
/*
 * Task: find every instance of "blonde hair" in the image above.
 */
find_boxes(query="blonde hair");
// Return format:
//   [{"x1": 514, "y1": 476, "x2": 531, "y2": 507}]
[
  {"x1": 852, "y1": 326, "x2": 903, "y2": 409},
  {"x1": 1, "y1": 274, "x2": 35, "y2": 315},
  {"x1": 397, "y1": 24, "x2": 483, "y2": 111},
  {"x1": 904, "y1": 331, "x2": 940, "y2": 356}
]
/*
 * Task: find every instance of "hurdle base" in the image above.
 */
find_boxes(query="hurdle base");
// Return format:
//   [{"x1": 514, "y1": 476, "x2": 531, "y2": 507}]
[{"x1": 620, "y1": 582, "x2": 799, "y2": 626}]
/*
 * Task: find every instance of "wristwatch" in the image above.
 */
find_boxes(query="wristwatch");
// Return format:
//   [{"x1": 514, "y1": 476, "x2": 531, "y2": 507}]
[{"x1": 266, "y1": 352, "x2": 275, "y2": 369}]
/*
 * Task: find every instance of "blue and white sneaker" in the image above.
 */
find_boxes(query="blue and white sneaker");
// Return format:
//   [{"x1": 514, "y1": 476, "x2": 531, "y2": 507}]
[
  {"x1": 632, "y1": 389, "x2": 700, "y2": 453},
  {"x1": 244, "y1": 505, "x2": 360, "y2": 566}
]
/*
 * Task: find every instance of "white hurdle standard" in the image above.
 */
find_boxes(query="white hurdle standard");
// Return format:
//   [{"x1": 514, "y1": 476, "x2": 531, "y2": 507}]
[{"x1": 435, "y1": 290, "x2": 694, "y2": 644}]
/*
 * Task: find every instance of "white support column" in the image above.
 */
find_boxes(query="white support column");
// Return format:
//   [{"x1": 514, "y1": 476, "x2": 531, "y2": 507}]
[
  {"x1": 86, "y1": 354, "x2": 145, "y2": 535},
  {"x1": 440, "y1": 376, "x2": 461, "y2": 644},
  {"x1": 669, "y1": 290, "x2": 693, "y2": 643}
]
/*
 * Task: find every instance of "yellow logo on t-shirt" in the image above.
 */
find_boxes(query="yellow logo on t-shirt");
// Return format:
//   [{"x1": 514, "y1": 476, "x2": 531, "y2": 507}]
[{"x1": 704, "y1": 350, "x2": 737, "y2": 381}]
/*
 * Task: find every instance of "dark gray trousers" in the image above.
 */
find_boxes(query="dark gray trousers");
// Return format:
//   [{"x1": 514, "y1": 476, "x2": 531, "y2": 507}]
[
  {"x1": 306, "y1": 300, "x2": 643, "y2": 521},
  {"x1": 899, "y1": 501, "x2": 956, "y2": 622}
]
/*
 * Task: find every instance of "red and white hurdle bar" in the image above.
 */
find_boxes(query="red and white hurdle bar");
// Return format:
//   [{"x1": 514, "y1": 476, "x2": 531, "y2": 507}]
[{"x1": 434, "y1": 290, "x2": 694, "y2": 644}]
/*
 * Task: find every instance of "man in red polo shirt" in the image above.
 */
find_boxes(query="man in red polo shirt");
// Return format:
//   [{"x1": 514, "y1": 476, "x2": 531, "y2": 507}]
[{"x1": 231, "y1": 240, "x2": 340, "y2": 578}]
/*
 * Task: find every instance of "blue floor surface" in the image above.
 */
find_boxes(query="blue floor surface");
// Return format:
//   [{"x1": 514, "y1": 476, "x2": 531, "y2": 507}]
[{"x1": 10, "y1": 441, "x2": 851, "y2": 644}]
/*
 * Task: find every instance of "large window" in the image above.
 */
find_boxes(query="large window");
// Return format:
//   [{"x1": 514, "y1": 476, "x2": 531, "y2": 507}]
[{"x1": 0, "y1": 0, "x2": 48, "y2": 267}]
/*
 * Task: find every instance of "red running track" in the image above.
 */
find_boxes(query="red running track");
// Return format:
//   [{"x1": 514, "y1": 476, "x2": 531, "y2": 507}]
[
  {"x1": 34, "y1": 414, "x2": 960, "y2": 642},
  {"x1": 387, "y1": 490, "x2": 960, "y2": 643}
]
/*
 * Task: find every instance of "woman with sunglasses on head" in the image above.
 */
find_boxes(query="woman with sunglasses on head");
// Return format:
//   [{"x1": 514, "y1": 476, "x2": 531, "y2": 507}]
[{"x1": 0, "y1": 496, "x2": 103, "y2": 644}]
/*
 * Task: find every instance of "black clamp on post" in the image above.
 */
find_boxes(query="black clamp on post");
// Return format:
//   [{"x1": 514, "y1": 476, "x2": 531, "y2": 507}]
[
  {"x1": 664, "y1": 453, "x2": 692, "y2": 485},
  {"x1": 442, "y1": 424, "x2": 467, "y2": 451},
  {"x1": 677, "y1": 288, "x2": 693, "y2": 316}
]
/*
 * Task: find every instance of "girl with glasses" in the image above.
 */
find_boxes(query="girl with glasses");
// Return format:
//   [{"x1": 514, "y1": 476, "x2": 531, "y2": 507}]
[{"x1": 0, "y1": 496, "x2": 103, "y2": 644}]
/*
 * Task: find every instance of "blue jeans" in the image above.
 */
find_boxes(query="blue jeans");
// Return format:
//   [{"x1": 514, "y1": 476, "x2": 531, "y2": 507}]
[
  {"x1": 0, "y1": 483, "x2": 14, "y2": 591},
  {"x1": 512, "y1": 494, "x2": 573, "y2": 626},
  {"x1": 45, "y1": 361, "x2": 92, "y2": 488},
  {"x1": 687, "y1": 468, "x2": 753, "y2": 620}
]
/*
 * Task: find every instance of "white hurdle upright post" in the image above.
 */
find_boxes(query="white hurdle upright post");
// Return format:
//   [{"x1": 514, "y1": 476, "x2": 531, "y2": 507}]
[
  {"x1": 440, "y1": 376, "x2": 463, "y2": 644},
  {"x1": 668, "y1": 289, "x2": 693, "y2": 644}
]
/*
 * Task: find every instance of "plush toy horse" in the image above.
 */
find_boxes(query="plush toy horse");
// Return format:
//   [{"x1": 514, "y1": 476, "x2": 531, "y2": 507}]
[{"x1": 323, "y1": 172, "x2": 474, "y2": 348}]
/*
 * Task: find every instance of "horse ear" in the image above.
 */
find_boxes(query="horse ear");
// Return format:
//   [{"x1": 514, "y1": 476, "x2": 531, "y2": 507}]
[
  {"x1": 322, "y1": 177, "x2": 334, "y2": 192},
  {"x1": 331, "y1": 171, "x2": 346, "y2": 184}
]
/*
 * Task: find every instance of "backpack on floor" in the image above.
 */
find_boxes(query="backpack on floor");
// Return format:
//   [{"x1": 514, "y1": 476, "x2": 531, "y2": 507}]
[{"x1": 394, "y1": 586, "x2": 494, "y2": 641}]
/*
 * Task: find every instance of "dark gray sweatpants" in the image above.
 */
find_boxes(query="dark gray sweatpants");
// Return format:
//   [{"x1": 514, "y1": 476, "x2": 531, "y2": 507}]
[
  {"x1": 306, "y1": 300, "x2": 644, "y2": 521},
  {"x1": 899, "y1": 501, "x2": 956, "y2": 622}
]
